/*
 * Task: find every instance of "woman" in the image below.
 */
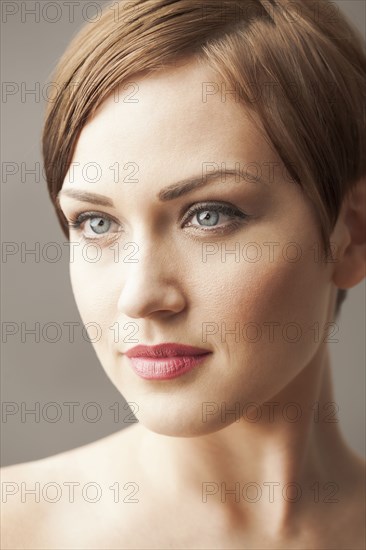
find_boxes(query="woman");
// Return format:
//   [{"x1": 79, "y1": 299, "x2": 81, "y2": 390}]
[{"x1": 2, "y1": 0, "x2": 365, "y2": 548}]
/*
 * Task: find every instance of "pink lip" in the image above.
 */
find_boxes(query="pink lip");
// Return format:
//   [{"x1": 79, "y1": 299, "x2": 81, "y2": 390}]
[
  {"x1": 125, "y1": 343, "x2": 210, "y2": 358},
  {"x1": 124, "y1": 343, "x2": 212, "y2": 380}
]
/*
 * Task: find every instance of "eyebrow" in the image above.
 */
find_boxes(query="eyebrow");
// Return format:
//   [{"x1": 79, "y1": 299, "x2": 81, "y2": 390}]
[
  {"x1": 57, "y1": 168, "x2": 266, "y2": 207},
  {"x1": 57, "y1": 190, "x2": 114, "y2": 207}
]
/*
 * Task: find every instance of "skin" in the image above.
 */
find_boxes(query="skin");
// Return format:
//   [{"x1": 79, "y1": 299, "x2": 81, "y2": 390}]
[{"x1": 2, "y1": 58, "x2": 365, "y2": 549}]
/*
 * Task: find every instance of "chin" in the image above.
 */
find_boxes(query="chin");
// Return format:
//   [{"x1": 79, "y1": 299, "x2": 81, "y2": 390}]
[{"x1": 134, "y1": 401, "x2": 237, "y2": 438}]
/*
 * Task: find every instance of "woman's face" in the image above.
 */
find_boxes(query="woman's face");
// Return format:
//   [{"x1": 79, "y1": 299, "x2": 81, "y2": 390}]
[{"x1": 58, "y1": 59, "x2": 336, "y2": 436}]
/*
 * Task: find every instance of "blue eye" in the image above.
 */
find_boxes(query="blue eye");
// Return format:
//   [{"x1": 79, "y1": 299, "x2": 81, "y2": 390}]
[
  {"x1": 196, "y1": 210, "x2": 220, "y2": 226},
  {"x1": 183, "y1": 202, "x2": 249, "y2": 231},
  {"x1": 67, "y1": 211, "x2": 120, "y2": 241},
  {"x1": 88, "y1": 217, "x2": 111, "y2": 234}
]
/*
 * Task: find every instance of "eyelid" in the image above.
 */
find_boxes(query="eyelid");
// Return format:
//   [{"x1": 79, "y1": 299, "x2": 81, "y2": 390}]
[
  {"x1": 68, "y1": 210, "x2": 119, "y2": 226},
  {"x1": 181, "y1": 201, "x2": 249, "y2": 226}
]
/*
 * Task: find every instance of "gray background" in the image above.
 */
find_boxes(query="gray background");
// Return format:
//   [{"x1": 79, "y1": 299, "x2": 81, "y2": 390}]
[{"x1": 1, "y1": 0, "x2": 365, "y2": 466}]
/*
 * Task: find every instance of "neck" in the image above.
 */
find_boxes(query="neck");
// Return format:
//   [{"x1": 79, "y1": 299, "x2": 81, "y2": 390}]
[{"x1": 137, "y1": 344, "x2": 356, "y2": 536}]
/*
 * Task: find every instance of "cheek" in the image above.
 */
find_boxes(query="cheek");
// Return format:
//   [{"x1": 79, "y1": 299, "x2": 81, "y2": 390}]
[
  {"x1": 196, "y1": 239, "x2": 331, "y2": 395},
  {"x1": 197, "y1": 241, "x2": 330, "y2": 324},
  {"x1": 69, "y1": 260, "x2": 120, "y2": 352}
]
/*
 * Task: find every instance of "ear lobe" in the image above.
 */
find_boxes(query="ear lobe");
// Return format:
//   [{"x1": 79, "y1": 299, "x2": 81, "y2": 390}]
[{"x1": 331, "y1": 177, "x2": 366, "y2": 290}]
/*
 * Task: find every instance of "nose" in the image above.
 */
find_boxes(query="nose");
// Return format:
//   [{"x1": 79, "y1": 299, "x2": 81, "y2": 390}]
[{"x1": 117, "y1": 239, "x2": 186, "y2": 319}]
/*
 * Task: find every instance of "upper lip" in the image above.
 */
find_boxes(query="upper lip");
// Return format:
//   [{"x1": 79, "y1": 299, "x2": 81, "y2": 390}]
[{"x1": 124, "y1": 343, "x2": 212, "y2": 358}]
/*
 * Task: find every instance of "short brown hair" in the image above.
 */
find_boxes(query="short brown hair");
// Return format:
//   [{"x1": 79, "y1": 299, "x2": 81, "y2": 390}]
[{"x1": 42, "y1": 0, "x2": 366, "y2": 318}]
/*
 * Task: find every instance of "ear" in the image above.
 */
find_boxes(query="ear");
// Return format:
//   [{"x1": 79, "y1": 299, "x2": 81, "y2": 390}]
[{"x1": 331, "y1": 177, "x2": 366, "y2": 289}]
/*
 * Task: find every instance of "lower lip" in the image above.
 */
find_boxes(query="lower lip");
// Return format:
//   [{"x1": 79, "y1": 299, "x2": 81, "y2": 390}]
[{"x1": 127, "y1": 354, "x2": 211, "y2": 380}]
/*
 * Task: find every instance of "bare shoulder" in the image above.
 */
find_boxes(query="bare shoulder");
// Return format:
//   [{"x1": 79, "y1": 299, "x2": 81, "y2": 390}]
[{"x1": 1, "y1": 424, "x2": 145, "y2": 549}]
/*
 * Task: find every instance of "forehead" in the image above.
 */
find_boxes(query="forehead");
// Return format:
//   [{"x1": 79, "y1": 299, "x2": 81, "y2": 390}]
[{"x1": 66, "y1": 58, "x2": 280, "y2": 189}]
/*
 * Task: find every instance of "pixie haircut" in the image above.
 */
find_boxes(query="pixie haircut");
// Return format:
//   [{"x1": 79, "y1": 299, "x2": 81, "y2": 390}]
[{"x1": 42, "y1": 0, "x2": 366, "y2": 318}]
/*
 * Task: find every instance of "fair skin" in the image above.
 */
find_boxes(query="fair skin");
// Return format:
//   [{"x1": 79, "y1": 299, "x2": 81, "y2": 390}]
[{"x1": 2, "y1": 58, "x2": 365, "y2": 549}]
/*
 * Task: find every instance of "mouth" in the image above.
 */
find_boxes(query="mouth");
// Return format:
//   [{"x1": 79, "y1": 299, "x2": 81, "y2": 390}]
[
  {"x1": 125, "y1": 343, "x2": 211, "y2": 358},
  {"x1": 124, "y1": 343, "x2": 212, "y2": 380}
]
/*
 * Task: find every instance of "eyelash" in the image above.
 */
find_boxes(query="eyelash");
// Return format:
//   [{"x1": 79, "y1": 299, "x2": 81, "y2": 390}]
[{"x1": 66, "y1": 202, "x2": 250, "y2": 243}]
